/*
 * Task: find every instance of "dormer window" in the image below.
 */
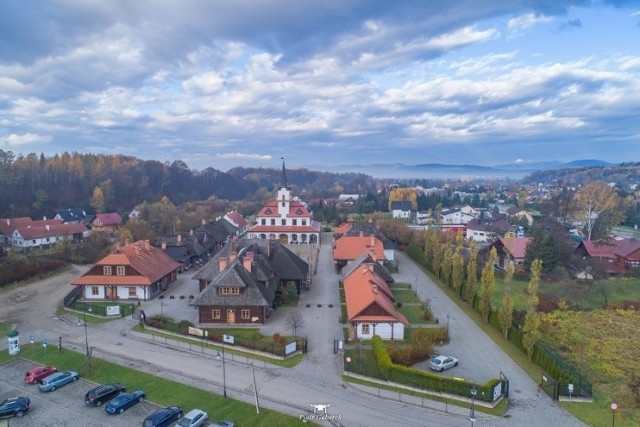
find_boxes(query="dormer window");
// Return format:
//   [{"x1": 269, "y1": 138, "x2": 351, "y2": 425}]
[
  {"x1": 265, "y1": 208, "x2": 273, "y2": 215},
  {"x1": 117, "y1": 266, "x2": 125, "y2": 275},
  {"x1": 103, "y1": 266, "x2": 112, "y2": 275},
  {"x1": 295, "y1": 208, "x2": 303, "y2": 215},
  {"x1": 220, "y1": 287, "x2": 240, "y2": 295}
]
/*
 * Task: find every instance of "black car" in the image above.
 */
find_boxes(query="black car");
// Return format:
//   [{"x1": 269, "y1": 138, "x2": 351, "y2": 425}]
[
  {"x1": 0, "y1": 397, "x2": 31, "y2": 419},
  {"x1": 142, "y1": 406, "x2": 183, "y2": 427},
  {"x1": 85, "y1": 383, "x2": 126, "y2": 406}
]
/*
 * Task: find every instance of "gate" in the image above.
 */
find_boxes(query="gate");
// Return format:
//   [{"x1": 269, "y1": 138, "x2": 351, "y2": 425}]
[
  {"x1": 541, "y1": 374, "x2": 559, "y2": 400},
  {"x1": 500, "y1": 371, "x2": 510, "y2": 399}
]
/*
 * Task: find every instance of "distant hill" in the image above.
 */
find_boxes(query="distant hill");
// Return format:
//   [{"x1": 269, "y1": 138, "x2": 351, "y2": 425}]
[{"x1": 326, "y1": 159, "x2": 616, "y2": 179}]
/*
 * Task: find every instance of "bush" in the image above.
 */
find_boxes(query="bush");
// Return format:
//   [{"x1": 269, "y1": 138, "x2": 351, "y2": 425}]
[{"x1": 272, "y1": 333, "x2": 281, "y2": 343}]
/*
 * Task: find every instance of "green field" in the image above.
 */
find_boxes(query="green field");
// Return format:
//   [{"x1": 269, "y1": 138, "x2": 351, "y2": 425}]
[{"x1": 0, "y1": 345, "x2": 309, "y2": 426}]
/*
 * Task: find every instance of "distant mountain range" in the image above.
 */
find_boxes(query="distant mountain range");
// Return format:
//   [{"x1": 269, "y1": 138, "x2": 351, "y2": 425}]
[{"x1": 325, "y1": 159, "x2": 613, "y2": 179}]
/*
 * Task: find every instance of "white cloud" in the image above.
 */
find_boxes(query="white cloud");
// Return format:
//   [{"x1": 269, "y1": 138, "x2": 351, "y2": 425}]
[
  {"x1": 216, "y1": 153, "x2": 272, "y2": 160},
  {"x1": 0, "y1": 132, "x2": 52, "y2": 146},
  {"x1": 507, "y1": 13, "x2": 553, "y2": 36},
  {"x1": 424, "y1": 26, "x2": 498, "y2": 50}
]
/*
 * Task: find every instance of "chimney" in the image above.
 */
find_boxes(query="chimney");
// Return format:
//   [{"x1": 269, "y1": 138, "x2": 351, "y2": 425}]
[
  {"x1": 177, "y1": 234, "x2": 182, "y2": 243},
  {"x1": 360, "y1": 231, "x2": 363, "y2": 237},
  {"x1": 243, "y1": 255, "x2": 252, "y2": 273},
  {"x1": 368, "y1": 263, "x2": 374, "y2": 272},
  {"x1": 161, "y1": 241, "x2": 167, "y2": 250},
  {"x1": 5, "y1": 219, "x2": 9, "y2": 225},
  {"x1": 43, "y1": 216, "x2": 47, "y2": 220},
  {"x1": 219, "y1": 257, "x2": 228, "y2": 271},
  {"x1": 190, "y1": 228, "x2": 194, "y2": 236},
  {"x1": 229, "y1": 251, "x2": 237, "y2": 263},
  {"x1": 144, "y1": 240, "x2": 150, "y2": 251},
  {"x1": 371, "y1": 284, "x2": 378, "y2": 293},
  {"x1": 125, "y1": 239, "x2": 130, "y2": 246},
  {"x1": 46, "y1": 224, "x2": 50, "y2": 231},
  {"x1": 201, "y1": 218, "x2": 206, "y2": 226},
  {"x1": 370, "y1": 234, "x2": 374, "y2": 247}
]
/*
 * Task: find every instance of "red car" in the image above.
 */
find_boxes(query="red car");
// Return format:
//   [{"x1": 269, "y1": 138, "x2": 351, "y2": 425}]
[{"x1": 24, "y1": 365, "x2": 57, "y2": 384}]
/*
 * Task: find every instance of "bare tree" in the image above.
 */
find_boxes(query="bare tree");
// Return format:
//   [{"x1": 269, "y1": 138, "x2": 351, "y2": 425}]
[
  {"x1": 574, "y1": 181, "x2": 619, "y2": 240},
  {"x1": 286, "y1": 310, "x2": 305, "y2": 338}
]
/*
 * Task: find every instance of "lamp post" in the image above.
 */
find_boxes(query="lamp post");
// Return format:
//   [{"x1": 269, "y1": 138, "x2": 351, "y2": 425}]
[
  {"x1": 83, "y1": 305, "x2": 93, "y2": 357},
  {"x1": 446, "y1": 314, "x2": 451, "y2": 341},
  {"x1": 160, "y1": 301, "x2": 164, "y2": 319},
  {"x1": 611, "y1": 403, "x2": 617, "y2": 427},
  {"x1": 470, "y1": 386, "x2": 477, "y2": 427},
  {"x1": 414, "y1": 274, "x2": 418, "y2": 298},
  {"x1": 216, "y1": 347, "x2": 227, "y2": 398}
]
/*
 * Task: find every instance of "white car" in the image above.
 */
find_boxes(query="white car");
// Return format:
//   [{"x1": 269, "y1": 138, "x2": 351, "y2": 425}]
[
  {"x1": 429, "y1": 355, "x2": 458, "y2": 372},
  {"x1": 176, "y1": 409, "x2": 208, "y2": 427}
]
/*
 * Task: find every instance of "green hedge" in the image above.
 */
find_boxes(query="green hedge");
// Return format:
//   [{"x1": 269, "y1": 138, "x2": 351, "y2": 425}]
[{"x1": 371, "y1": 336, "x2": 501, "y2": 402}]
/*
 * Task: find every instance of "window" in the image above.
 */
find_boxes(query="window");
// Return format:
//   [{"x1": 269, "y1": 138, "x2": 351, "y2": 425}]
[
  {"x1": 301, "y1": 220, "x2": 306, "y2": 226},
  {"x1": 241, "y1": 309, "x2": 250, "y2": 320},
  {"x1": 271, "y1": 219, "x2": 276, "y2": 225},
  {"x1": 91, "y1": 287, "x2": 99, "y2": 296},
  {"x1": 281, "y1": 219, "x2": 286, "y2": 225},
  {"x1": 128, "y1": 287, "x2": 137, "y2": 297},
  {"x1": 212, "y1": 309, "x2": 221, "y2": 319},
  {"x1": 361, "y1": 324, "x2": 371, "y2": 334},
  {"x1": 220, "y1": 287, "x2": 240, "y2": 295},
  {"x1": 261, "y1": 219, "x2": 266, "y2": 225},
  {"x1": 117, "y1": 266, "x2": 125, "y2": 275},
  {"x1": 103, "y1": 266, "x2": 112, "y2": 275},
  {"x1": 292, "y1": 219, "x2": 297, "y2": 226}
]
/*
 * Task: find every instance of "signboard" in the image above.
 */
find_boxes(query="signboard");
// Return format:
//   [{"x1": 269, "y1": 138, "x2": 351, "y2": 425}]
[
  {"x1": 285, "y1": 341, "x2": 297, "y2": 356},
  {"x1": 568, "y1": 384, "x2": 574, "y2": 393},
  {"x1": 188, "y1": 326, "x2": 205, "y2": 337},
  {"x1": 493, "y1": 382, "x2": 502, "y2": 401},
  {"x1": 42, "y1": 339, "x2": 47, "y2": 348},
  {"x1": 223, "y1": 334, "x2": 235, "y2": 344},
  {"x1": 106, "y1": 306, "x2": 121, "y2": 316}
]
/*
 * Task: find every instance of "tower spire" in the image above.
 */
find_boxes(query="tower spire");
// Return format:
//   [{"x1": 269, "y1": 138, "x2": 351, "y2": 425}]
[{"x1": 279, "y1": 157, "x2": 288, "y2": 189}]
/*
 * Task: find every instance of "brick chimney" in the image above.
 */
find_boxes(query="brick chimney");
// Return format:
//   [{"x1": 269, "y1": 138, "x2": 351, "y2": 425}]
[
  {"x1": 201, "y1": 218, "x2": 206, "y2": 226},
  {"x1": 144, "y1": 240, "x2": 150, "y2": 251},
  {"x1": 243, "y1": 254, "x2": 252, "y2": 273},
  {"x1": 370, "y1": 234, "x2": 374, "y2": 247},
  {"x1": 219, "y1": 257, "x2": 228, "y2": 271},
  {"x1": 177, "y1": 234, "x2": 182, "y2": 243},
  {"x1": 161, "y1": 241, "x2": 167, "y2": 250},
  {"x1": 359, "y1": 231, "x2": 364, "y2": 237},
  {"x1": 229, "y1": 251, "x2": 237, "y2": 263}
]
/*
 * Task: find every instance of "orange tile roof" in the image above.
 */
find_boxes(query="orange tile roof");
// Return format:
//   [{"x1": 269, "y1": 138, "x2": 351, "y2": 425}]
[
  {"x1": 333, "y1": 222, "x2": 353, "y2": 234},
  {"x1": 248, "y1": 225, "x2": 320, "y2": 233},
  {"x1": 344, "y1": 275, "x2": 408, "y2": 325},
  {"x1": 16, "y1": 222, "x2": 87, "y2": 239},
  {"x1": 344, "y1": 264, "x2": 393, "y2": 300},
  {"x1": 0, "y1": 217, "x2": 65, "y2": 236},
  {"x1": 333, "y1": 235, "x2": 385, "y2": 261},
  {"x1": 72, "y1": 275, "x2": 151, "y2": 285},
  {"x1": 256, "y1": 200, "x2": 312, "y2": 218}
]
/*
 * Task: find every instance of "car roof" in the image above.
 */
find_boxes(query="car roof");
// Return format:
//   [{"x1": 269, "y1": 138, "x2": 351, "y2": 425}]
[{"x1": 184, "y1": 409, "x2": 205, "y2": 417}]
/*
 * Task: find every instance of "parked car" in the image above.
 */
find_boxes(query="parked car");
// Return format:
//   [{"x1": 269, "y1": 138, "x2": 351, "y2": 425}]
[
  {"x1": 24, "y1": 365, "x2": 57, "y2": 384},
  {"x1": 38, "y1": 371, "x2": 79, "y2": 392},
  {"x1": 143, "y1": 406, "x2": 183, "y2": 427},
  {"x1": 105, "y1": 390, "x2": 145, "y2": 414},
  {"x1": 176, "y1": 409, "x2": 208, "y2": 427},
  {"x1": 0, "y1": 397, "x2": 31, "y2": 419},
  {"x1": 85, "y1": 383, "x2": 126, "y2": 407},
  {"x1": 210, "y1": 421, "x2": 234, "y2": 427},
  {"x1": 429, "y1": 355, "x2": 458, "y2": 372}
]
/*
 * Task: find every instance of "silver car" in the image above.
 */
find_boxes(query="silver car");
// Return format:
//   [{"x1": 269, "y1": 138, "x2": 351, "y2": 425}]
[
  {"x1": 176, "y1": 409, "x2": 208, "y2": 427},
  {"x1": 429, "y1": 355, "x2": 458, "y2": 372}
]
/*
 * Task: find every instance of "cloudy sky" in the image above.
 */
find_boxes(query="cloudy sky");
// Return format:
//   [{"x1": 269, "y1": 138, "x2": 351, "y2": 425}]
[{"x1": 1, "y1": 1, "x2": 640, "y2": 172}]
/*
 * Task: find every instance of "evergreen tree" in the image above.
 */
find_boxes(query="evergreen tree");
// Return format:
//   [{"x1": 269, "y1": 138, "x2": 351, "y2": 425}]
[
  {"x1": 441, "y1": 245, "x2": 453, "y2": 285},
  {"x1": 451, "y1": 249, "x2": 465, "y2": 296}
]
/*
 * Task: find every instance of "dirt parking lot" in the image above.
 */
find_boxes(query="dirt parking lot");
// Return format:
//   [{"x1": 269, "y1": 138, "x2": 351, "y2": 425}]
[{"x1": 0, "y1": 358, "x2": 163, "y2": 427}]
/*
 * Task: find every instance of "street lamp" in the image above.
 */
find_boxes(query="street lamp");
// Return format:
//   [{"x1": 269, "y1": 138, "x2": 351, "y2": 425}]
[
  {"x1": 160, "y1": 301, "x2": 165, "y2": 319},
  {"x1": 84, "y1": 305, "x2": 93, "y2": 357},
  {"x1": 611, "y1": 402, "x2": 617, "y2": 427},
  {"x1": 216, "y1": 347, "x2": 227, "y2": 398},
  {"x1": 470, "y1": 386, "x2": 477, "y2": 427},
  {"x1": 446, "y1": 314, "x2": 451, "y2": 341}
]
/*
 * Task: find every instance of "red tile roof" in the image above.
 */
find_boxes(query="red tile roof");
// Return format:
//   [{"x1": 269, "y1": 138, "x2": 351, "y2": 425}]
[
  {"x1": 612, "y1": 239, "x2": 640, "y2": 261},
  {"x1": 333, "y1": 222, "x2": 353, "y2": 234},
  {"x1": 499, "y1": 237, "x2": 532, "y2": 260},
  {"x1": 92, "y1": 213, "x2": 122, "y2": 226},
  {"x1": 256, "y1": 200, "x2": 312, "y2": 218},
  {"x1": 247, "y1": 225, "x2": 320, "y2": 233},
  {"x1": 225, "y1": 210, "x2": 248, "y2": 228},
  {"x1": 15, "y1": 221, "x2": 87, "y2": 239},
  {"x1": 0, "y1": 217, "x2": 62, "y2": 236},
  {"x1": 72, "y1": 240, "x2": 180, "y2": 286},
  {"x1": 581, "y1": 240, "x2": 619, "y2": 258},
  {"x1": 344, "y1": 263, "x2": 393, "y2": 301},
  {"x1": 333, "y1": 235, "x2": 386, "y2": 261}
]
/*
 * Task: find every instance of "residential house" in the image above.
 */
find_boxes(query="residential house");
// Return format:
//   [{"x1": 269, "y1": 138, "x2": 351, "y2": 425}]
[
  {"x1": 71, "y1": 240, "x2": 180, "y2": 301},
  {"x1": 247, "y1": 160, "x2": 320, "y2": 244},
  {"x1": 195, "y1": 217, "x2": 239, "y2": 257},
  {"x1": 490, "y1": 237, "x2": 533, "y2": 270},
  {"x1": 391, "y1": 201, "x2": 412, "y2": 219},
  {"x1": 89, "y1": 213, "x2": 122, "y2": 233},
  {"x1": 0, "y1": 217, "x2": 39, "y2": 246},
  {"x1": 10, "y1": 220, "x2": 87, "y2": 249},
  {"x1": 335, "y1": 219, "x2": 398, "y2": 263},
  {"x1": 53, "y1": 208, "x2": 89, "y2": 224},
  {"x1": 506, "y1": 206, "x2": 534, "y2": 226},
  {"x1": 440, "y1": 208, "x2": 475, "y2": 225},
  {"x1": 460, "y1": 205, "x2": 480, "y2": 217},
  {"x1": 223, "y1": 210, "x2": 249, "y2": 236},
  {"x1": 343, "y1": 260, "x2": 407, "y2": 340},
  {"x1": 157, "y1": 230, "x2": 207, "y2": 271},
  {"x1": 333, "y1": 233, "x2": 386, "y2": 273},
  {"x1": 191, "y1": 239, "x2": 309, "y2": 325},
  {"x1": 575, "y1": 238, "x2": 640, "y2": 275},
  {"x1": 465, "y1": 218, "x2": 512, "y2": 242}
]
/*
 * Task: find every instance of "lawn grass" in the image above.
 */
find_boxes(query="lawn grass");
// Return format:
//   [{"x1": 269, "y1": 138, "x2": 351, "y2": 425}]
[
  {"x1": 131, "y1": 325, "x2": 304, "y2": 368},
  {"x1": 0, "y1": 321, "x2": 13, "y2": 336},
  {"x1": 396, "y1": 303, "x2": 427, "y2": 323},
  {"x1": 0, "y1": 345, "x2": 307, "y2": 426},
  {"x1": 392, "y1": 288, "x2": 421, "y2": 304}
]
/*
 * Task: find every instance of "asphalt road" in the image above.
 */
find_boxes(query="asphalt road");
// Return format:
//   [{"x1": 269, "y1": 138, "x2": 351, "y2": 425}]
[{"x1": 0, "y1": 242, "x2": 586, "y2": 427}]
